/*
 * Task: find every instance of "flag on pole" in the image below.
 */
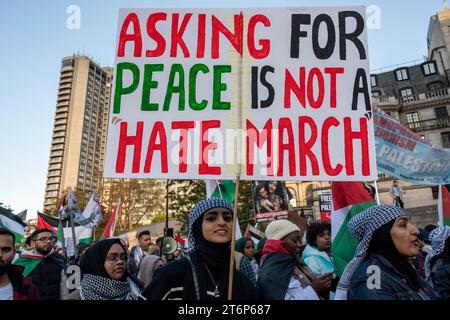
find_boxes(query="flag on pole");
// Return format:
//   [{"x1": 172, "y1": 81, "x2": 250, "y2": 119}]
[
  {"x1": 438, "y1": 185, "x2": 450, "y2": 227},
  {"x1": 37, "y1": 211, "x2": 92, "y2": 256},
  {"x1": 77, "y1": 191, "x2": 102, "y2": 228},
  {"x1": 0, "y1": 207, "x2": 26, "y2": 245},
  {"x1": 16, "y1": 210, "x2": 27, "y2": 222},
  {"x1": 205, "y1": 180, "x2": 242, "y2": 240},
  {"x1": 101, "y1": 199, "x2": 121, "y2": 239},
  {"x1": 331, "y1": 182, "x2": 376, "y2": 277}
]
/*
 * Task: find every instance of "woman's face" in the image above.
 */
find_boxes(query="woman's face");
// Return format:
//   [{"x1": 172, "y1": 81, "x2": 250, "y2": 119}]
[
  {"x1": 390, "y1": 217, "x2": 420, "y2": 257},
  {"x1": 269, "y1": 181, "x2": 277, "y2": 194},
  {"x1": 202, "y1": 208, "x2": 233, "y2": 243},
  {"x1": 316, "y1": 229, "x2": 331, "y2": 251},
  {"x1": 243, "y1": 240, "x2": 256, "y2": 259},
  {"x1": 258, "y1": 187, "x2": 268, "y2": 199},
  {"x1": 282, "y1": 231, "x2": 302, "y2": 257},
  {"x1": 104, "y1": 243, "x2": 127, "y2": 280}
]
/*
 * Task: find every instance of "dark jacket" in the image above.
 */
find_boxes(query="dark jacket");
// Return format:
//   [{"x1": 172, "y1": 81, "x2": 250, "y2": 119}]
[
  {"x1": 349, "y1": 253, "x2": 436, "y2": 300},
  {"x1": 7, "y1": 265, "x2": 41, "y2": 300},
  {"x1": 27, "y1": 253, "x2": 66, "y2": 300},
  {"x1": 430, "y1": 256, "x2": 450, "y2": 300},
  {"x1": 143, "y1": 255, "x2": 256, "y2": 300}
]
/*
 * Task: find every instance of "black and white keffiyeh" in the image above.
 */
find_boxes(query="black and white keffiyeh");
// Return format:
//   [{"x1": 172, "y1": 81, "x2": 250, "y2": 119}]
[
  {"x1": 80, "y1": 274, "x2": 142, "y2": 300},
  {"x1": 425, "y1": 226, "x2": 450, "y2": 281},
  {"x1": 335, "y1": 204, "x2": 405, "y2": 300}
]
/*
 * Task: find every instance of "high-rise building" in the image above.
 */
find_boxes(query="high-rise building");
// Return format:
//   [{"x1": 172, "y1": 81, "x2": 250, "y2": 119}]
[{"x1": 43, "y1": 56, "x2": 113, "y2": 212}]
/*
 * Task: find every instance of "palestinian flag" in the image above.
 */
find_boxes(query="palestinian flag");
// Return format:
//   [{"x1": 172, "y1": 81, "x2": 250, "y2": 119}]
[
  {"x1": 205, "y1": 180, "x2": 242, "y2": 239},
  {"x1": 100, "y1": 199, "x2": 121, "y2": 239},
  {"x1": 13, "y1": 249, "x2": 44, "y2": 276},
  {"x1": 0, "y1": 207, "x2": 26, "y2": 245},
  {"x1": 438, "y1": 184, "x2": 450, "y2": 227},
  {"x1": 38, "y1": 212, "x2": 92, "y2": 255},
  {"x1": 331, "y1": 182, "x2": 376, "y2": 277}
]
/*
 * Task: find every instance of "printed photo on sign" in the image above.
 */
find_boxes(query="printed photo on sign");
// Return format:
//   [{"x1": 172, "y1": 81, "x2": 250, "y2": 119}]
[{"x1": 253, "y1": 180, "x2": 289, "y2": 222}]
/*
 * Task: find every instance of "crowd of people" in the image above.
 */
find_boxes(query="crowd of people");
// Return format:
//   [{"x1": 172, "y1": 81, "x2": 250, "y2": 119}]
[{"x1": 0, "y1": 198, "x2": 449, "y2": 301}]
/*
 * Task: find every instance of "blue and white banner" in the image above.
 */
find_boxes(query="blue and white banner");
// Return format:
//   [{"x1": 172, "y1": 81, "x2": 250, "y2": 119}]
[{"x1": 373, "y1": 107, "x2": 450, "y2": 185}]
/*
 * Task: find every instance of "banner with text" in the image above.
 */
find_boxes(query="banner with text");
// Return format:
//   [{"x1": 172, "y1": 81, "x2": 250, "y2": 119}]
[
  {"x1": 105, "y1": 7, "x2": 377, "y2": 181},
  {"x1": 374, "y1": 107, "x2": 450, "y2": 185}
]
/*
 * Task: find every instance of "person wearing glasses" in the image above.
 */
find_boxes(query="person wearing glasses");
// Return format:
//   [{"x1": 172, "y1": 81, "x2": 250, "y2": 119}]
[
  {"x1": 14, "y1": 228, "x2": 67, "y2": 300},
  {"x1": 75, "y1": 238, "x2": 144, "y2": 300}
]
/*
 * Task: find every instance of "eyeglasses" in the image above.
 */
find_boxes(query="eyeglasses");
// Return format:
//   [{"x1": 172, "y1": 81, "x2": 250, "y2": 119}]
[
  {"x1": 105, "y1": 254, "x2": 128, "y2": 263},
  {"x1": 34, "y1": 236, "x2": 57, "y2": 242}
]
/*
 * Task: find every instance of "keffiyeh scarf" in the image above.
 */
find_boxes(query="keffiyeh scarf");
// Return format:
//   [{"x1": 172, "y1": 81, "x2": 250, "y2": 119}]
[
  {"x1": 335, "y1": 205, "x2": 405, "y2": 300},
  {"x1": 80, "y1": 274, "x2": 142, "y2": 300},
  {"x1": 183, "y1": 198, "x2": 233, "y2": 255},
  {"x1": 424, "y1": 226, "x2": 450, "y2": 281}
]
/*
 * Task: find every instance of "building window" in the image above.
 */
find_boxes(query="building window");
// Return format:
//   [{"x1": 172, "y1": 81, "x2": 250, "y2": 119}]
[
  {"x1": 400, "y1": 87, "x2": 413, "y2": 97},
  {"x1": 435, "y1": 107, "x2": 449, "y2": 119},
  {"x1": 61, "y1": 59, "x2": 74, "y2": 68},
  {"x1": 427, "y1": 81, "x2": 442, "y2": 91},
  {"x1": 370, "y1": 75, "x2": 377, "y2": 87},
  {"x1": 442, "y1": 131, "x2": 450, "y2": 149},
  {"x1": 422, "y1": 62, "x2": 437, "y2": 76},
  {"x1": 432, "y1": 186, "x2": 439, "y2": 199},
  {"x1": 371, "y1": 90, "x2": 381, "y2": 97},
  {"x1": 406, "y1": 112, "x2": 420, "y2": 129},
  {"x1": 395, "y1": 68, "x2": 409, "y2": 81}
]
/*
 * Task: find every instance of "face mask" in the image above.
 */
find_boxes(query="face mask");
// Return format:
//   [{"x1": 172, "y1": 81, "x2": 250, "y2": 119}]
[{"x1": 421, "y1": 245, "x2": 432, "y2": 254}]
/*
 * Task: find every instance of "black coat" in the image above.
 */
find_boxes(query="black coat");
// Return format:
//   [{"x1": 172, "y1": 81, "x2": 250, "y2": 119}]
[
  {"x1": 430, "y1": 256, "x2": 450, "y2": 300},
  {"x1": 143, "y1": 254, "x2": 256, "y2": 300},
  {"x1": 27, "y1": 253, "x2": 66, "y2": 300}
]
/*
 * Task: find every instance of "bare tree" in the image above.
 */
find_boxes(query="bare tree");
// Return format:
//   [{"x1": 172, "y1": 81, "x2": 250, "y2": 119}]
[{"x1": 98, "y1": 179, "x2": 165, "y2": 234}]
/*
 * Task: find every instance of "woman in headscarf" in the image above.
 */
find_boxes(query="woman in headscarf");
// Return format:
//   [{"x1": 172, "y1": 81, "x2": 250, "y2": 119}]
[
  {"x1": 78, "y1": 238, "x2": 144, "y2": 300},
  {"x1": 425, "y1": 226, "x2": 450, "y2": 300},
  {"x1": 235, "y1": 237, "x2": 259, "y2": 281},
  {"x1": 143, "y1": 198, "x2": 256, "y2": 300},
  {"x1": 137, "y1": 254, "x2": 165, "y2": 288},
  {"x1": 336, "y1": 204, "x2": 436, "y2": 300},
  {"x1": 257, "y1": 220, "x2": 332, "y2": 300}
]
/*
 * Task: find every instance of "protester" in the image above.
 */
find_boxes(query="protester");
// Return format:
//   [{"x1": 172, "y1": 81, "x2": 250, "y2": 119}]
[
  {"x1": 78, "y1": 238, "x2": 144, "y2": 300},
  {"x1": 0, "y1": 227, "x2": 40, "y2": 300},
  {"x1": 14, "y1": 228, "x2": 67, "y2": 300},
  {"x1": 235, "y1": 237, "x2": 259, "y2": 281},
  {"x1": 143, "y1": 198, "x2": 256, "y2": 300},
  {"x1": 254, "y1": 237, "x2": 267, "y2": 265},
  {"x1": 336, "y1": 205, "x2": 435, "y2": 300},
  {"x1": 257, "y1": 220, "x2": 332, "y2": 300},
  {"x1": 425, "y1": 226, "x2": 450, "y2": 300},
  {"x1": 128, "y1": 230, "x2": 152, "y2": 276},
  {"x1": 137, "y1": 254, "x2": 165, "y2": 288},
  {"x1": 75, "y1": 243, "x2": 91, "y2": 266},
  {"x1": 302, "y1": 222, "x2": 337, "y2": 299},
  {"x1": 389, "y1": 180, "x2": 406, "y2": 208}
]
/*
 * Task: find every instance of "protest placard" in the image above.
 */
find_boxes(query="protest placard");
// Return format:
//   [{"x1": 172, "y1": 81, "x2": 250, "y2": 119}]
[{"x1": 104, "y1": 7, "x2": 377, "y2": 181}]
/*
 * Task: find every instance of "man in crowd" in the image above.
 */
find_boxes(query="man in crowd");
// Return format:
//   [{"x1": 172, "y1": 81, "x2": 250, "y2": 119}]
[
  {"x1": 0, "y1": 227, "x2": 40, "y2": 300},
  {"x1": 389, "y1": 180, "x2": 406, "y2": 208},
  {"x1": 128, "y1": 230, "x2": 152, "y2": 276},
  {"x1": 14, "y1": 228, "x2": 67, "y2": 300}
]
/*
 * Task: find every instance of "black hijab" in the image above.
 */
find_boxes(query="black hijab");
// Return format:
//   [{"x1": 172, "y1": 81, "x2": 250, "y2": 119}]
[
  {"x1": 80, "y1": 238, "x2": 128, "y2": 281},
  {"x1": 192, "y1": 217, "x2": 231, "y2": 272},
  {"x1": 368, "y1": 219, "x2": 420, "y2": 290}
]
